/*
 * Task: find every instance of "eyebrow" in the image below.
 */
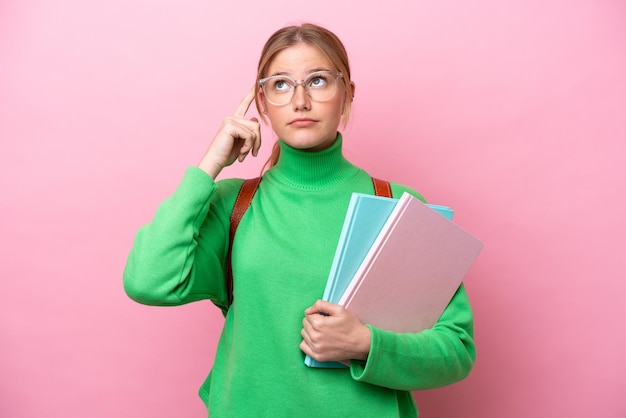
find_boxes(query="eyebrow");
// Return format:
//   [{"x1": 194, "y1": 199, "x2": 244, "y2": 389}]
[{"x1": 267, "y1": 68, "x2": 332, "y2": 77}]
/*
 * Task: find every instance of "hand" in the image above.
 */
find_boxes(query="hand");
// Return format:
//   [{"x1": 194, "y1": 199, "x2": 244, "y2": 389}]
[
  {"x1": 300, "y1": 300, "x2": 371, "y2": 363},
  {"x1": 198, "y1": 87, "x2": 262, "y2": 178}
]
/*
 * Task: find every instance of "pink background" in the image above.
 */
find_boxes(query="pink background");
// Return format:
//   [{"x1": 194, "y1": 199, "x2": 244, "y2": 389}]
[{"x1": 2, "y1": 0, "x2": 625, "y2": 417}]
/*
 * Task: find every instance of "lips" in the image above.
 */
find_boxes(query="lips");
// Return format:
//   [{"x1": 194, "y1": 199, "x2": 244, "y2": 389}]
[{"x1": 288, "y1": 118, "x2": 317, "y2": 127}]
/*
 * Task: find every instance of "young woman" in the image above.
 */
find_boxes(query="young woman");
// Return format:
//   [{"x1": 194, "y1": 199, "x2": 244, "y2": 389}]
[{"x1": 124, "y1": 23, "x2": 475, "y2": 417}]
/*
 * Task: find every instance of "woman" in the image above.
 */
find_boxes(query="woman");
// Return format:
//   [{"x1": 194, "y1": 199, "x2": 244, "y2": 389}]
[{"x1": 124, "y1": 23, "x2": 475, "y2": 417}]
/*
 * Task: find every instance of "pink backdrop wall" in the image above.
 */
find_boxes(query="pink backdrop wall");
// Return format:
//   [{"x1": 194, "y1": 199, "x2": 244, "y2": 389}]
[{"x1": 2, "y1": 0, "x2": 625, "y2": 417}]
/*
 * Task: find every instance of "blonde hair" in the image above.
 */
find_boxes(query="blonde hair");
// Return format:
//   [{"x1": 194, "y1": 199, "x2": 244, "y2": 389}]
[{"x1": 254, "y1": 23, "x2": 354, "y2": 170}]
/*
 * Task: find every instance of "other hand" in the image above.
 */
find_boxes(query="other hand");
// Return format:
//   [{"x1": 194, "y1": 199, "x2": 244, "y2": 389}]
[{"x1": 300, "y1": 300, "x2": 371, "y2": 363}]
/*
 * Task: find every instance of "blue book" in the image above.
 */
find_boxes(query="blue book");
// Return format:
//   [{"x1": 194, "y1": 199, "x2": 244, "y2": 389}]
[{"x1": 305, "y1": 193, "x2": 454, "y2": 368}]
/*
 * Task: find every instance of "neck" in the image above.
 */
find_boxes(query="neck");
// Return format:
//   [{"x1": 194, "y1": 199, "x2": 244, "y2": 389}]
[{"x1": 266, "y1": 133, "x2": 359, "y2": 190}]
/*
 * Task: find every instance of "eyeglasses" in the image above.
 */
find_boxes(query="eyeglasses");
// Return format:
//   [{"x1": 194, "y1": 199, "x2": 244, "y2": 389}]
[{"x1": 258, "y1": 71, "x2": 343, "y2": 106}]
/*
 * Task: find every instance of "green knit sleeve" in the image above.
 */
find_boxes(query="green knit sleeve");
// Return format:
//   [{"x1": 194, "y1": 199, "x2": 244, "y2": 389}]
[
  {"x1": 349, "y1": 284, "x2": 476, "y2": 390},
  {"x1": 123, "y1": 167, "x2": 241, "y2": 309}
]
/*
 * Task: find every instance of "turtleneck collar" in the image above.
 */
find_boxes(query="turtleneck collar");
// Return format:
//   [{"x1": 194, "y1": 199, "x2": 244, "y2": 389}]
[{"x1": 265, "y1": 132, "x2": 360, "y2": 190}]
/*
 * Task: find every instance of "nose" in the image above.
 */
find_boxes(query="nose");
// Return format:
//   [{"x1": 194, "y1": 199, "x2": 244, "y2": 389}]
[{"x1": 292, "y1": 82, "x2": 311, "y2": 110}]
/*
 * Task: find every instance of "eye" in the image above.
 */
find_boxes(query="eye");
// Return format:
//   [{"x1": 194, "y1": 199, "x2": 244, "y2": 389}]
[
  {"x1": 307, "y1": 74, "x2": 328, "y2": 89},
  {"x1": 270, "y1": 77, "x2": 293, "y2": 93}
]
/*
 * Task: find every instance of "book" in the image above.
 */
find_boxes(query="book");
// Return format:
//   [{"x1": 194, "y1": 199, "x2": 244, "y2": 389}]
[
  {"x1": 305, "y1": 193, "x2": 460, "y2": 368},
  {"x1": 338, "y1": 192, "x2": 483, "y2": 334}
]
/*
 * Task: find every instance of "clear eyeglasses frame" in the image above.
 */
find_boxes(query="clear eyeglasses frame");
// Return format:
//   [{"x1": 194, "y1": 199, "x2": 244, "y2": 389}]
[{"x1": 258, "y1": 71, "x2": 344, "y2": 106}]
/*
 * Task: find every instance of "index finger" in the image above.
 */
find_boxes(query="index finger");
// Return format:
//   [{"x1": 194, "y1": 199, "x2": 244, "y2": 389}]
[{"x1": 234, "y1": 86, "x2": 256, "y2": 117}]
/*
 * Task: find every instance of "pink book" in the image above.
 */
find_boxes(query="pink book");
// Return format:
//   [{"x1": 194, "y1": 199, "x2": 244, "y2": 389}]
[{"x1": 338, "y1": 192, "x2": 483, "y2": 333}]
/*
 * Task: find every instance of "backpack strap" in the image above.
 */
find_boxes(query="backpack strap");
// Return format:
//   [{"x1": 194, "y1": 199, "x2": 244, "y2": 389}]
[
  {"x1": 372, "y1": 177, "x2": 393, "y2": 198},
  {"x1": 226, "y1": 177, "x2": 261, "y2": 306},
  {"x1": 225, "y1": 176, "x2": 392, "y2": 308}
]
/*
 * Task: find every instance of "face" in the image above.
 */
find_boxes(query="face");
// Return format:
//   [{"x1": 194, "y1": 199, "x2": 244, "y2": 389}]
[{"x1": 258, "y1": 43, "x2": 352, "y2": 152}]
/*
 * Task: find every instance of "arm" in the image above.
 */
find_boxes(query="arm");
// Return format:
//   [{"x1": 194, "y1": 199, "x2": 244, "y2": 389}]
[
  {"x1": 123, "y1": 88, "x2": 262, "y2": 309},
  {"x1": 123, "y1": 169, "x2": 238, "y2": 308},
  {"x1": 301, "y1": 285, "x2": 475, "y2": 390}
]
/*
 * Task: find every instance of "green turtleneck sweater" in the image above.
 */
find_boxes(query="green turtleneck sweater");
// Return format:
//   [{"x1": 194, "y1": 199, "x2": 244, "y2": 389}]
[{"x1": 123, "y1": 134, "x2": 475, "y2": 417}]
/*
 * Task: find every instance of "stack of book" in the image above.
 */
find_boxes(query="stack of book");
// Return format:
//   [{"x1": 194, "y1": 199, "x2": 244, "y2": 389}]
[{"x1": 305, "y1": 192, "x2": 483, "y2": 368}]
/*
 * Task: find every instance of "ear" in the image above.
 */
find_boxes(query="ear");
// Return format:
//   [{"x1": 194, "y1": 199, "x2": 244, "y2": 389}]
[
  {"x1": 341, "y1": 81, "x2": 356, "y2": 117},
  {"x1": 257, "y1": 89, "x2": 268, "y2": 114}
]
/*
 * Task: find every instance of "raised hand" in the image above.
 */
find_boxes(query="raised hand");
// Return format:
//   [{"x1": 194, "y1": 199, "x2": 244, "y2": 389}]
[{"x1": 198, "y1": 87, "x2": 262, "y2": 178}]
